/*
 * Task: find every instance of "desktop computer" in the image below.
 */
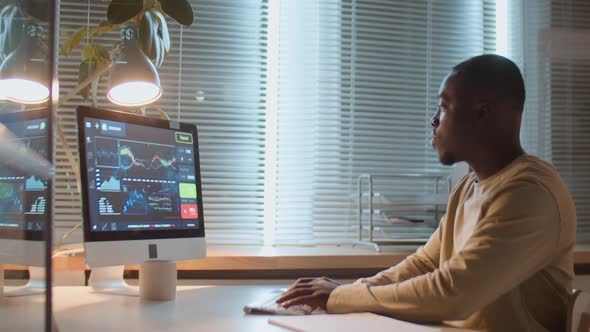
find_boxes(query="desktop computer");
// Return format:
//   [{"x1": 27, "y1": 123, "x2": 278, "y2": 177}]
[
  {"x1": 0, "y1": 108, "x2": 52, "y2": 296},
  {"x1": 76, "y1": 106, "x2": 206, "y2": 297}
]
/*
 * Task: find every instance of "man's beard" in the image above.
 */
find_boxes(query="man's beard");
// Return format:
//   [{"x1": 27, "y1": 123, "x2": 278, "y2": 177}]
[{"x1": 439, "y1": 151, "x2": 456, "y2": 166}]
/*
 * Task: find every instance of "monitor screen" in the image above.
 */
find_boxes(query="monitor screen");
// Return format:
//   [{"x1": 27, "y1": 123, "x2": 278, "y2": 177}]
[
  {"x1": 0, "y1": 108, "x2": 51, "y2": 241},
  {"x1": 78, "y1": 106, "x2": 205, "y2": 243}
]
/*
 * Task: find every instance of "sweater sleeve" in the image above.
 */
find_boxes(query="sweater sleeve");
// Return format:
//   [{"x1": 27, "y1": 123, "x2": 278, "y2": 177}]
[
  {"x1": 354, "y1": 222, "x2": 441, "y2": 286},
  {"x1": 327, "y1": 182, "x2": 560, "y2": 323}
]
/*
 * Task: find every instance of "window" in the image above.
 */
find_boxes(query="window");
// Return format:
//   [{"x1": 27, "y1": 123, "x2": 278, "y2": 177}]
[
  {"x1": 55, "y1": 0, "x2": 589, "y2": 246},
  {"x1": 57, "y1": 1, "x2": 268, "y2": 245},
  {"x1": 271, "y1": 0, "x2": 496, "y2": 245},
  {"x1": 545, "y1": 1, "x2": 590, "y2": 240},
  {"x1": 501, "y1": 0, "x2": 590, "y2": 241}
]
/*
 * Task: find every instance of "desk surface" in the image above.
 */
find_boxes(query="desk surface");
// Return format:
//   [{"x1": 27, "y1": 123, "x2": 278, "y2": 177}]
[
  {"x1": 53, "y1": 285, "x2": 285, "y2": 332},
  {"x1": 1, "y1": 285, "x2": 473, "y2": 332}
]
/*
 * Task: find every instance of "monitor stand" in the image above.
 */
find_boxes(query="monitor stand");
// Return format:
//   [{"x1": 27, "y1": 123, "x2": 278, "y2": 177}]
[
  {"x1": 3, "y1": 266, "x2": 46, "y2": 297},
  {"x1": 88, "y1": 265, "x2": 139, "y2": 296}
]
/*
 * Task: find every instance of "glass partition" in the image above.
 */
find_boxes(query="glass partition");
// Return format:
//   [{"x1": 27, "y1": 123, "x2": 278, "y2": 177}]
[{"x1": 0, "y1": 0, "x2": 56, "y2": 331}]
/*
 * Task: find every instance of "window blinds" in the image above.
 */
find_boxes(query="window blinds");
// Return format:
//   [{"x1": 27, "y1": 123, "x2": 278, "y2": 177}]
[
  {"x1": 546, "y1": 0, "x2": 590, "y2": 241},
  {"x1": 272, "y1": 0, "x2": 496, "y2": 245},
  {"x1": 54, "y1": 0, "x2": 589, "y2": 246},
  {"x1": 478, "y1": 0, "x2": 590, "y2": 242},
  {"x1": 56, "y1": 0, "x2": 268, "y2": 244}
]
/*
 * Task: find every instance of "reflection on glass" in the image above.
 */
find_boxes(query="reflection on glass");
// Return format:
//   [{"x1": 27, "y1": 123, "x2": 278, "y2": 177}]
[
  {"x1": 0, "y1": 109, "x2": 51, "y2": 275},
  {"x1": 0, "y1": 22, "x2": 50, "y2": 104},
  {"x1": 0, "y1": 107, "x2": 51, "y2": 331},
  {"x1": 0, "y1": 1, "x2": 52, "y2": 328}
]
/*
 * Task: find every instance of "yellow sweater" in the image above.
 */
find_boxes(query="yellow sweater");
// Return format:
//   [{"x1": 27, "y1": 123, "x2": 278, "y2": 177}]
[{"x1": 327, "y1": 155, "x2": 576, "y2": 332}]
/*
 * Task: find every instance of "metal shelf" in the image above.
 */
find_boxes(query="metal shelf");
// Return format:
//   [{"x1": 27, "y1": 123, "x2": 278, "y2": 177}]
[{"x1": 354, "y1": 173, "x2": 449, "y2": 252}]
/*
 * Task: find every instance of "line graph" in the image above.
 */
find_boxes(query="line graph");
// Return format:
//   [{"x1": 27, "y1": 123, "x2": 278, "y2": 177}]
[
  {"x1": 91, "y1": 138, "x2": 181, "y2": 219},
  {"x1": 119, "y1": 142, "x2": 177, "y2": 172},
  {"x1": 148, "y1": 190, "x2": 174, "y2": 213},
  {"x1": 95, "y1": 137, "x2": 120, "y2": 167}
]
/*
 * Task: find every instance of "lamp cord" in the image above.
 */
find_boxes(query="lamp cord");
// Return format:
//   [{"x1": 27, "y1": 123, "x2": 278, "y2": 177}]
[
  {"x1": 176, "y1": 25, "x2": 183, "y2": 122},
  {"x1": 54, "y1": 2, "x2": 121, "y2": 246}
]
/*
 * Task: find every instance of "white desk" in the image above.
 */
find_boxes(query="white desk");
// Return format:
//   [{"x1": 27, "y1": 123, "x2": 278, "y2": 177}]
[
  {"x1": 0, "y1": 292, "x2": 46, "y2": 331},
  {"x1": 1, "y1": 285, "x2": 474, "y2": 331},
  {"x1": 53, "y1": 285, "x2": 285, "y2": 332}
]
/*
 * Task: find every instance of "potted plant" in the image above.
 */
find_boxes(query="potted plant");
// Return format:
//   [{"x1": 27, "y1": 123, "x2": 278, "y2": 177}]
[{"x1": 60, "y1": 0, "x2": 194, "y2": 102}]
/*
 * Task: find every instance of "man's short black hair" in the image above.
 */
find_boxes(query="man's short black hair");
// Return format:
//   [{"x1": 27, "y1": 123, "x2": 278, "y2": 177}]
[{"x1": 452, "y1": 54, "x2": 525, "y2": 112}]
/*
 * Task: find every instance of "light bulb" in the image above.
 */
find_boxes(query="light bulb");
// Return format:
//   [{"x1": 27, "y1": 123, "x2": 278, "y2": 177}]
[
  {"x1": 106, "y1": 26, "x2": 162, "y2": 107},
  {"x1": 3, "y1": 78, "x2": 49, "y2": 104},
  {"x1": 107, "y1": 81, "x2": 162, "y2": 107},
  {"x1": 0, "y1": 22, "x2": 49, "y2": 105}
]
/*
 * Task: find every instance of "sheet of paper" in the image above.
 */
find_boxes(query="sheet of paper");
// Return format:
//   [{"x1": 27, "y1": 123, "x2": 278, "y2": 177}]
[{"x1": 268, "y1": 312, "x2": 474, "y2": 332}]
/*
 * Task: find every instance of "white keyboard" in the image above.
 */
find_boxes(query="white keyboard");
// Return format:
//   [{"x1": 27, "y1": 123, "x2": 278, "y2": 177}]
[{"x1": 243, "y1": 289, "x2": 326, "y2": 315}]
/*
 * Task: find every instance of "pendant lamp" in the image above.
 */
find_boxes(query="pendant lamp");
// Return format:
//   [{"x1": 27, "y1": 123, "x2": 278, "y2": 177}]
[
  {"x1": 106, "y1": 25, "x2": 162, "y2": 107},
  {"x1": 0, "y1": 22, "x2": 49, "y2": 104}
]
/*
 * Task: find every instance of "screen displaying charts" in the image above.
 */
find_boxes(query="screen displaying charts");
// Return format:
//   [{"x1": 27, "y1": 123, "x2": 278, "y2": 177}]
[
  {"x1": 83, "y1": 118, "x2": 200, "y2": 232},
  {"x1": 0, "y1": 115, "x2": 50, "y2": 234}
]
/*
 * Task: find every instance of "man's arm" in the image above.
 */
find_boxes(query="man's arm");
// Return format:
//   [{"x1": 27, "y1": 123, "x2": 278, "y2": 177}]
[
  {"x1": 276, "y1": 216, "x2": 443, "y2": 309},
  {"x1": 359, "y1": 173, "x2": 471, "y2": 287},
  {"x1": 327, "y1": 183, "x2": 560, "y2": 322}
]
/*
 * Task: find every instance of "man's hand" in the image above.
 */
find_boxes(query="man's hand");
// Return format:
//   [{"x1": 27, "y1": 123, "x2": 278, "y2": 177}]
[{"x1": 275, "y1": 277, "x2": 341, "y2": 310}]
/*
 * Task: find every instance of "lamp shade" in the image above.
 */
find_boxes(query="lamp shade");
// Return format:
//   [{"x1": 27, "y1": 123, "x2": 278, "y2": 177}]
[
  {"x1": 0, "y1": 22, "x2": 49, "y2": 104},
  {"x1": 107, "y1": 26, "x2": 162, "y2": 107}
]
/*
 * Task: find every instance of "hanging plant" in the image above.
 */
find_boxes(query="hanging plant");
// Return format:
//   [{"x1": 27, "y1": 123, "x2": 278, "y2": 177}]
[{"x1": 60, "y1": 0, "x2": 194, "y2": 101}]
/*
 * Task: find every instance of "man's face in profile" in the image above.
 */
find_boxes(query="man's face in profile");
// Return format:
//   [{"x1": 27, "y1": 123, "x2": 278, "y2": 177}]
[{"x1": 431, "y1": 73, "x2": 479, "y2": 166}]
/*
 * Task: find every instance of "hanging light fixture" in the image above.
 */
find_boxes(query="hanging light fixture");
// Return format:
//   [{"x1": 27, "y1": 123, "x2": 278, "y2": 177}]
[
  {"x1": 0, "y1": 22, "x2": 49, "y2": 105},
  {"x1": 107, "y1": 25, "x2": 162, "y2": 107}
]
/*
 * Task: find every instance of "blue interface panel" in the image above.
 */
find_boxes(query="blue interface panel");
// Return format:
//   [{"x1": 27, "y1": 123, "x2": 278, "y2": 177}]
[{"x1": 82, "y1": 117, "x2": 200, "y2": 233}]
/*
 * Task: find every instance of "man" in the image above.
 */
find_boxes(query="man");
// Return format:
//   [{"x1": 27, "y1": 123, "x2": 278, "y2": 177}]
[{"x1": 276, "y1": 54, "x2": 576, "y2": 331}]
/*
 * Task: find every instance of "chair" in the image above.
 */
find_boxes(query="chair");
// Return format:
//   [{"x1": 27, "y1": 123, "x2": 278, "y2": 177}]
[{"x1": 568, "y1": 289, "x2": 590, "y2": 332}]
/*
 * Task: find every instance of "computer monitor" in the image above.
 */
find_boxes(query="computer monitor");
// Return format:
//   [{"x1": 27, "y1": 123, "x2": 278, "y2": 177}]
[
  {"x1": 77, "y1": 106, "x2": 206, "y2": 273},
  {"x1": 0, "y1": 108, "x2": 52, "y2": 296},
  {"x1": 0, "y1": 108, "x2": 51, "y2": 266}
]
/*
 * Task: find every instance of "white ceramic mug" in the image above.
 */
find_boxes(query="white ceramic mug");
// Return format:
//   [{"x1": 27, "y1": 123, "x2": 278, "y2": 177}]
[{"x1": 139, "y1": 260, "x2": 177, "y2": 301}]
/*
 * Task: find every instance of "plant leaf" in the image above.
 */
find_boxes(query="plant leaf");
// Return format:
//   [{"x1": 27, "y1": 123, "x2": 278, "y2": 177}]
[
  {"x1": 153, "y1": 31, "x2": 163, "y2": 67},
  {"x1": 81, "y1": 43, "x2": 95, "y2": 61},
  {"x1": 0, "y1": 4, "x2": 23, "y2": 61},
  {"x1": 151, "y1": 9, "x2": 170, "y2": 54},
  {"x1": 81, "y1": 42, "x2": 111, "y2": 64},
  {"x1": 93, "y1": 43, "x2": 110, "y2": 63},
  {"x1": 159, "y1": 0, "x2": 193, "y2": 27},
  {"x1": 61, "y1": 27, "x2": 87, "y2": 56},
  {"x1": 107, "y1": 0, "x2": 143, "y2": 24},
  {"x1": 138, "y1": 10, "x2": 156, "y2": 60},
  {"x1": 91, "y1": 20, "x2": 122, "y2": 36}
]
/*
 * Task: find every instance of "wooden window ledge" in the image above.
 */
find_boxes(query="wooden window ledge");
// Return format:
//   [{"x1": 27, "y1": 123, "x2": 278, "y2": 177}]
[{"x1": 5, "y1": 244, "x2": 590, "y2": 279}]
